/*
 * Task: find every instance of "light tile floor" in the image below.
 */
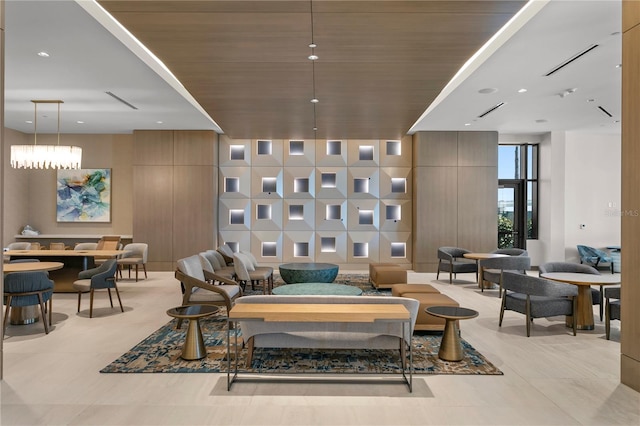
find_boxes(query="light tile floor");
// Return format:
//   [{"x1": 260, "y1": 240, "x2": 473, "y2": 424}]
[{"x1": 1, "y1": 271, "x2": 638, "y2": 426}]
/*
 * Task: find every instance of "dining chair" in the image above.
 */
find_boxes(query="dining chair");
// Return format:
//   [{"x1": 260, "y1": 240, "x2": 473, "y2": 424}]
[
  {"x1": 49, "y1": 242, "x2": 68, "y2": 250},
  {"x1": 3, "y1": 271, "x2": 55, "y2": 335},
  {"x1": 117, "y1": 243, "x2": 148, "y2": 281},
  {"x1": 436, "y1": 247, "x2": 478, "y2": 284},
  {"x1": 72, "y1": 259, "x2": 122, "y2": 318}
]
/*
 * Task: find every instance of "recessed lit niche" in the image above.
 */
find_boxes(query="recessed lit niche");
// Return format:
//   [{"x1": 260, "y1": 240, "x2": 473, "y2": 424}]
[
  {"x1": 225, "y1": 177, "x2": 240, "y2": 193},
  {"x1": 391, "y1": 242, "x2": 406, "y2": 258},
  {"x1": 289, "y1": 204, "x2": 304, "y2": 220},
  {"x1": 321, "y1": 237, "x2": 336, "y2": 252},
  {"x1": 386, "y1": 140, "x2": 401, "y2": 156},
  {"x1": 289, "y1": 140, "x2": 304, "y2": 155},
  {"x1": 391, "y1": 178, "x2": 406, "y2": 193},
  {"x1": 358, "y1": 209, "x2": 374, "y2": 225},
  {"x1": 262, "y1": 177, "x2": 277, "y2": 193},
  {"x1": 327, "y1": 140, "x2": 342, "y2": 155},
  {"x1": 257, "y1": 140, "x2": 272, "y2": 155},
  {"x1": 321, "y1": 173, "x2": 337, "y2": 188},
  {"x1": 386, "y1": 205, "x2": 401, "y2": 221},
  {"x1": 226, "y1": 242, "x2": 239, "y2": 253},
  {"x1": 294, "y1": 242, "x2": 309, "y2": 257},
  {"x1": 229, "y1": 209, "x2": 244, "y2": 225},
  {"x1": 326, "y1": 205, "x2": 341, "y2": 220},
  {"x1": 353, "y1": 242, "x2": 369, "y2": 258},
  {"x1": 354, "y1": 178, "x2": 369, "y2": 193},
  {"x1": 294, "y1": 178, "x2": 309, "y2": 193},
  {"x1": 262, "y1": 242, "x2": 277, "y2": 257},
  {"x1": 359, "y1": 145, "x2": 374, "y2": 161},
  {"x1": 256, "y1": 204, "x2": 272, "y2": 220},
  {"x1": 230, "y1": 145, "x2": 245, "y2": 160}
]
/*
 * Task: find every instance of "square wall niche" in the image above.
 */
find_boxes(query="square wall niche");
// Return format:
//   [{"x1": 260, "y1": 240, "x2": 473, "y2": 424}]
[
  {"x1": 229, "y1": 209, "x2": 245, "y2": 225},
  {"x1": 380, "y1": 199, "x2": 411, "y2": 232},
  {"x1": 251, "y1": 200, "x2": 283, "y2": 231},
  {"x1": 386, "y1": 204, "x2": 401, "y2": 221},
  {"x1": 348, "y1": 231, "x2": 380, "y2": 263},
  {"x1": 220, "y1": 167, "x2": 251, "y2": 198},
  {"x1": 262, "y1": 242, "x2": 278, "y2": 257},
  {"x1": 379, "y1": 232, "x2": 411, "y2": 265},
  {"x1": 283, "y1": 231, "x2": 315, "y2": 262},
  {"x1": 353, "y1": 242, "x2": 369, "y2": 258},
  {"x1": 218, "y1": 199, "x2": 250, "y2": 231},
  {"x1": 219, "y1": 136, "x2": 250, "y2": 166},
  {"x1": 380, "y1": 136, "x2": 412, "y2": 167},
  {"x1": 284, "y1": 199, "x2": 315, "y2": 231},
  {"x1": 219, "y1": 230, "x2": 251, "y2": 256},
  {"x1": 251, "y1": 231, "x2": 283, "y2": 263},
  {"x1": 348, "y1": 168, "x2": 380, "y2": 198},
  {"x1": 380, "y1": 167, "x2": 411, "y2": 199},
  {"x1": 315, "y1": 199, "x2": 347, "y2": 231},
  {"x1": 315, "y1": 231, "x2": 348, "y2": 263},
  {"x1": 316, "y1": 139, "x2": 347, "y2": 166},
  {"x1": 390, "y1": 242, "x2": 406, "y2": 258},
  {"x1": 251, "y1": 167, "x2": 283, "y2": 198},
  {"x1": 348, "y1": 200, "x2": 379, "y2": 231},
  {"x1": 359, "y1": 145, "x2": 374, "y2": 161},
  {"x1": 315, "y1": 167, "x2": 348, "y2": 199},
  {"x1": 391, "y1": 178, "x2": 406, "y2": 193},
  {"x1": 386, "y1": 140, "x2": 401, "y2": 156},
  {"x1": 353, "y1": 178, "x2": 369, "y2": 194},
  {"x1": 252, "y1": 139, "x2": 283, "y2": 166},
  {"x1": 284, "y1": 167, "x2": 315, "y2": 198},
  {"x1": 224, "y1": 177, "x2": 240, "y2": 193},
  {"x1": 230, "y1": 145, "x2": 245, "y2": 161},
  {"x1": 285, "y1": 140, "x2": 315, "y2": 166},
  {"x1": 358, "y1": 209, "x2": 374, "y2": 225},
  {"x1": 348, "y1": 140, "x2": 379, "y2": 166},
  {"x1": 294, "y1": 178, "x2": 310, "y2": 193}
]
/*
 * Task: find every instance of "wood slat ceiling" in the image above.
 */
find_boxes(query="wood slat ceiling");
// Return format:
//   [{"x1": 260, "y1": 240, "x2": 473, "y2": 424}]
[{"x1": 98, "y1": 0, "x2": 525, "y2": 140}]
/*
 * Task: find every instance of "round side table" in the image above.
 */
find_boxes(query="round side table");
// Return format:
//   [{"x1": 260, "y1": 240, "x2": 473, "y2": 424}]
[
  {"x1": 166, "y1": 305, "x2": 219, "y2": 360},
  {"x1": 425, "y1": 306, "x2": 478, "y2": 362}
]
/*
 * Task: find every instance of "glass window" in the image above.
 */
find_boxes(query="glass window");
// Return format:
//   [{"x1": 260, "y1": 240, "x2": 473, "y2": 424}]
[{"x1": 498, "y1": 145, "x2": 520, "y2": 179}]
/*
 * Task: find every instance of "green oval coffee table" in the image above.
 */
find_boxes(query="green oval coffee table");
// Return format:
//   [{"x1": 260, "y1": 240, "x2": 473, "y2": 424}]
[
  {"x1": 272, "y1": 282, "x2": 363, "y2": 296},
  {"x1": 279, "y1": 262, "x2": 339, "y2": 284}
]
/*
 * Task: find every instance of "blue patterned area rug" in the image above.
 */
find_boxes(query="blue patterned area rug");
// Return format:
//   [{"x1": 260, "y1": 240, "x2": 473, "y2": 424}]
[{"x1": 101, "y1": 314, "x2": 502, "y2": 376}]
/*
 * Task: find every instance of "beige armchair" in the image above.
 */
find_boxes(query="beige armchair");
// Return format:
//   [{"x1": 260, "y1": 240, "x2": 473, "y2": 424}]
[
  {"x1": 117, "y1": 243, "x2": 148, "y2": 282},
  {"x1": 175, "y1": 255, "x2": 242, "y2": 328}
]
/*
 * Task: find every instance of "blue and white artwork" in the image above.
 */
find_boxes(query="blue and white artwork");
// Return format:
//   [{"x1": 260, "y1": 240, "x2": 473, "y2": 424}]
[{"x1": 56, "y1": 168, "x2": 111, "y2": 222}]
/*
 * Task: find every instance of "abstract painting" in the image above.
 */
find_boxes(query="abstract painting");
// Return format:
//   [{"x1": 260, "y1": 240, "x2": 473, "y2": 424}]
[{"x1": 56, "y1": 168, "x2": 111, "y2": 222}]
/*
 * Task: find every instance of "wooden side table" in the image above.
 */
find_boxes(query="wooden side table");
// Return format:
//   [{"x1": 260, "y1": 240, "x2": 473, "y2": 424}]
[
  {"x1": 166, "y1": 305, "x2": 219, "y2": 360},
  {"x1": 425, "y1": 306, "x2": 478, "y2": 362}
]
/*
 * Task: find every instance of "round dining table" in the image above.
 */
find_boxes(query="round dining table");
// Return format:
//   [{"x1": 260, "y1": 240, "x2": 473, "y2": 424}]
[
  {"x1": 3, "y1": 261, "x2": 64, "y2": 325},
  {"x1": 540, "y1": 272, "x2": 621, "y2": 330},
  {"x1": 462, "y1": 253, "x2": 508, "y2": 289}
]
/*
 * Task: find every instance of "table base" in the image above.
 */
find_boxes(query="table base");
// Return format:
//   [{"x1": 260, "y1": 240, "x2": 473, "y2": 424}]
[
  {"x1": 181, "y1": 319, "x2": 207, "y2": 360},
  {"x1": 438, "y1": 319, "x2": 464, "y2": 361},
  {"x1": 10, "y1": 305, "x2": 40, "y2": 325}
]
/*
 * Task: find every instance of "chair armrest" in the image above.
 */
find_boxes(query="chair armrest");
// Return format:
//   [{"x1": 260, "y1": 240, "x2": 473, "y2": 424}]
[
  {"x1": 605, "y1": 286, "x2": 620, "y2": 300},
  {"x1": 175, "y1": 269, "x2": 242, "y2": 304},
  {"x1": 203, "y1": 270, "x2": 239, "y2": 287}
]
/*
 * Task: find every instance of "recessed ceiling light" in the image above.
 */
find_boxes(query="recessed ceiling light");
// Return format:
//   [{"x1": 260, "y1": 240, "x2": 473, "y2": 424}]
[
  {"x1": 156, "y1": 121, "x2": 163, "y2": 124},
  {"x1": 587, "y1": 99, "x2": 595, "y2": 102},
  {"x1": 309, "y1": 43, "x2": 317, "y2": 48},
  {"x1": 464, "y1": 123, "x2": 471, "y2": 126},
  {"x1": 76, "y1": 121, "x2": 84, "y2": 124},
  {"x1": 535, "y1": 119, "x2": 548, "y2": 123},
  {"x1": 25, "y1": 120, "x2": 33, "y2": 124},
  {"x1": 478, "y1": 88, "x2": 498, "y2": 94},
  {"x1": 37, "y1": 51, "x2": 50, "y2": 57},
  {"x1": 310, "y1": 98, "x2": 319, "y2": 103},
  {"x1": 308, "y1": 54, "x2": 318, "y2": 60},
  {"x1": 517, "y1": 88, "x2": 527, "y2": 93},
  {"x1": 313, "y1": 127, "x2": 318, "y2": 131}
]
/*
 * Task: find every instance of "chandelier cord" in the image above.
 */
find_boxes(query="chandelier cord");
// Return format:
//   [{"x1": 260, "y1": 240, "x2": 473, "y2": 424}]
[{"x1": 34, "y1": 102, "x2": 38, "y2": 146}]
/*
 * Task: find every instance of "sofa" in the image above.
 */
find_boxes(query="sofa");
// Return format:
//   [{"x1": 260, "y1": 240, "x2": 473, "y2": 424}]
[{"x1": 234, "y1": 295, "x2": 419, "y2": 364}]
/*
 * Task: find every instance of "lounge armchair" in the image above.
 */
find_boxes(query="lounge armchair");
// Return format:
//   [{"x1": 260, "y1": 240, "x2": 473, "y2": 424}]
[
  {"x1": 491, "y1": 248, "x2": 528, "y2": 256},
  {"x1": 577, "y1": 245, "x2": 614, "y2": 273},
  {"x1": 500, "y1": 271, "x2": 578, "y2": 337},
  {"x1": 436, "y1": 247, "x2": 478, "y2": 284},
  {"x1": 480, "y1": 256, "x2": 531, "y2": 296},
  {"x1": 605, "y1": 287, "x2": 621, "y2": 340}
]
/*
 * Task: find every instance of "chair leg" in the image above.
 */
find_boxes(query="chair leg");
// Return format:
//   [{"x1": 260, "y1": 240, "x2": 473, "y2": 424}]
[
  {"x1": 48, "y1": 297, "x2": 53, "y2": 327},
  {"x1": 143, "y1": 264, "x2": 147, "y2": 279},
  {"x1": 113, "y1": 284, "x2": 124, "y2": 313},
  {"x1": 37, "y1": 293, "x2": 49, "y2": 334},
  {"x1": 135, "y1": 264, "x2": 139, "y2": 282},
  {"x1": 525, "y1": 296, "x2": 531, "y2": 337},
  {"x1": 107, "y1": 288, "x2": 114, "y2": 308},
  {"x1": 605, "y1": 299, "x2": 611, "y2": 340},
  {"x1": 572, "y1": 297, "x2": 578, "y2": 336},
  {"x1": 3, "y1": 296, "x2": 12, "y2": 335},
  {"x1": 77, "y1": 292, "x2": 82, "y2": 313},
  {"x1": 89, "y1": 289, "x2": 95, "y2": 318},
  {"x1": 499, "y1": 294, "x2": 506, "y2": 327},
  {"x1": 436, "y1": 260, "x2": 441, "y2": 280},
  {"x1": 599, "y1": 285, "x2": 604, "y2": 321}
]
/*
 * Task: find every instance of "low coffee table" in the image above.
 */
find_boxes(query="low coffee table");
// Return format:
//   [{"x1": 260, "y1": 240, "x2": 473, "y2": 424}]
[
  {"x1": 279, "y1": 262, "x2": 339, "y2": 284},
  {"x1": 166, "y1": 305, "x2": 219, "y2": 360},
  {"x1": 272, "y1": 282, "x2": 363, "y2": 296},
  {"x1": 425, "y1": 306, "x2": 478, "y2": 362}
]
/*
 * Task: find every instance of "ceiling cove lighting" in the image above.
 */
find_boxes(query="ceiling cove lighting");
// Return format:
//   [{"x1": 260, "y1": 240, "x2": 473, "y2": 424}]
[{"x1": 11, "y1": 100, "x2": 82, "y2": 169}]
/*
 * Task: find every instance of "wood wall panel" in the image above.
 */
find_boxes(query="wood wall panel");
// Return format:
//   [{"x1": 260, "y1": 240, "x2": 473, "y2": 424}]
[
  {"x1": 413, "y1": 166, "x2": 457, "y2": 272},
  {"x1": 133, "y1": 130, "x2": 174, "y2": 165},
  {"x1": 413, "y1": 131, "x2": 457, "y2": 167},
  {"x1": 174, "y1": 130, "x2": 215, "y2": 166},
  {"x1": 458, "y1": 131, "x2": 498, "y2": 167},
  {"x1": 621, "y1": 4, "x2": 640, "y2": 392},
  {"x1": 412, "y1": 131, "x2": 497, "y2": 273},
  {"x1": 133, "y1": 166, "x2": 174, "y2": 267},
  {"x1": 457, "y1": 166, "x2": 498, "y2": 251},
  {"x1": 173, "y1": 165, "x2": 214, "y2": 261}
]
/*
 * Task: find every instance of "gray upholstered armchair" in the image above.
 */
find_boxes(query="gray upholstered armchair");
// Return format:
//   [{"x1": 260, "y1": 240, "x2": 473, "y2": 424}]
[
  {"x1": 72, "y1": 259, "x2": 122, "y2": 318},
  {"x1": 175, "y1": 255, "x2": 242, "y2": 328},
  {"x1": 491, "y1": 248, "x2": 528, "y2": 256},
  {"x1": 436, "y1": 247, "x2": 478, "y2": 284},
  {"x1": 605, "y1": 287, "x2": 621, "y2": 340},
  {"x1": 539, "y1": 262, "x2": 603, "y2": 321},
  {"x1": 3, "y1": 271, "x2": 54, "y2": 335},
  {"x1": 233, "y1": 252, "x2": 272, "y2": 294},
  {"x1": 500, "y1": 271, "x2": 578, "y2": 337},
  {"x1": 480, "y1": 256, "x2": 531, "y2": 296}
]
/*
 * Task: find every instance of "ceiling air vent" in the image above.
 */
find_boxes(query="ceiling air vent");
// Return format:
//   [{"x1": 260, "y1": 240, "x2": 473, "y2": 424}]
[
  {"x1": 478, "y1": 102, "x2": 505, "y2": 118},
  {"x1": 598, "y1": 106, "x2": 613, "y2": 117},
  {"x1": 105, "y1": 91, "x2": 138, "y2": 110},
  {"x1": 545, "y1": 44, "x2": 599, "y2": 77}
]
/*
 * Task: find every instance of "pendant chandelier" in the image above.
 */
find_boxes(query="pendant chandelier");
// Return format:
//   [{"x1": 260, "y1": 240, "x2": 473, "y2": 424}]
[{"x1": 10, "y1": 100, "x2": 82, "y2": 169}]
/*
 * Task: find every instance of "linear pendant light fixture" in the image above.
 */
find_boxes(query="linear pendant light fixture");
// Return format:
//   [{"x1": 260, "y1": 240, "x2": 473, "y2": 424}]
[{"x1": 11, "y1": 100, "x2": 82, "y2": 169}]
